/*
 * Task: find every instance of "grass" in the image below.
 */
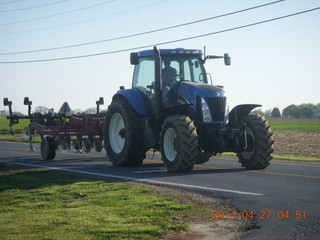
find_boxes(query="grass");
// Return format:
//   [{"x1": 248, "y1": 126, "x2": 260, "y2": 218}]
[
  {"x1": 0, "y1": 116, "x2": 30, "y2": 134},
  {"x1": 268, "y1": 118, "x2": 320, "y2": 130},
  {"x1": 0, "y1": 116, "x2": 39, "y2": 142},
  {"x1": 273, "y1": 155, "x2": 320, "y2": 162},
  {"x1": 217, "y1": 153, "x2": 320, "y2": 162},
  {"x1": 0, "y1": 164, "x2": 206, "y2": 240}
]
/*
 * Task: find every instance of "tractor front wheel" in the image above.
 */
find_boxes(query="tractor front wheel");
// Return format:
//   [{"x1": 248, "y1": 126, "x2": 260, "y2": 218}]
[
  {"x1": 160, "y1": 115, "x2": 198, "y2": 172},
  {"x1": 237, "y1": 115, "x2": 274, "y2": 169}
]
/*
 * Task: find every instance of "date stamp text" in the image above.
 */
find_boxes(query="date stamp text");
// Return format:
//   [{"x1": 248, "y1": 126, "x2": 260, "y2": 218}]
[{"x1": 211, "y1": 210, "x2": 307, "y2": 220}]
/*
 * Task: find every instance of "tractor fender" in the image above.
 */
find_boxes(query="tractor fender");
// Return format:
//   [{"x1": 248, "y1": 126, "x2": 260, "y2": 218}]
[
  {"x1": 112, "y1": 88, "x2": 148, "y2": 116},
  {"x1": 228, "y1": 104, "x2": 261, "y2": 127}
]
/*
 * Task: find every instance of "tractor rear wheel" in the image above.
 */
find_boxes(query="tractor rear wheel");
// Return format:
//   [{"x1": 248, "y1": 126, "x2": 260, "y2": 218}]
[
  {"x1": 237, "y1": 115, "x2": 274, "y2": 169},
  {"x1": 105, "y1": 98, "x2": 145, "y2": 166},
  {"x1": 160, "y1": 115, "x2": 198, "y2": 172},
  {"x1": 41, "y1": 137, "x2": 56, "y2": 160}
]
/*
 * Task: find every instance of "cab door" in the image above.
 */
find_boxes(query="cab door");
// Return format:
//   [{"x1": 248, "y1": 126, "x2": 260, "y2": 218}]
[{"x1": 132, "y1": 58, "x2": 157, "y2": 114}]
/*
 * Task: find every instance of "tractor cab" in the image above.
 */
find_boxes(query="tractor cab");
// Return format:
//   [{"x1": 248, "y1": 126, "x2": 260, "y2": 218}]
[
  {"x1": 131, "y1": 49, "x2": 210, "y2": 113},
  {"x1": 130, "y1": 48, "x2": 231, "y2": 123}
]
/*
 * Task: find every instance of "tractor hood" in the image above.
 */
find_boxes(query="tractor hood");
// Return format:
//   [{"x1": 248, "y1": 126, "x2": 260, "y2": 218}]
[
  {"x1": 175, "y1": 81, "x2": 228, "y2": 123},
  {"x1": 177, "y1": 81, "x2": 226, "y2": 103}
]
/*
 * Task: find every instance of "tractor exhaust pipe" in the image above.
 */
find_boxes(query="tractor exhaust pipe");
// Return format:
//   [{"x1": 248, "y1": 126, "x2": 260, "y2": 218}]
[{"x1": 154, "y1": 46, "x2": 162, "y2": 121}]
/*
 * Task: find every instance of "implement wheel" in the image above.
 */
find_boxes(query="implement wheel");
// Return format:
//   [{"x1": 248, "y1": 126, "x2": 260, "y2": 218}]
[
  {"x1": 41, "y1": 137, "x2": 56, "y2": 160},
  {"x1": 160, "y1": 115, "x2": 198, "y2": 172},
  {"x1": 105, "y1": 98, "x2": 146, "y2": 166},
  {"x1": 237, "y1": 115, "x2": 274, "y2": 169}
]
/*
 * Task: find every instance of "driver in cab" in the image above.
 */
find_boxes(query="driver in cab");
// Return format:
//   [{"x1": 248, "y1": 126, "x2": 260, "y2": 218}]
[
  {"x1": 162, "y1": 59, "x2": 177, "y2": 88},
  {"x1": 162, "y1": 59, "x2": 178, "y2": 102}
]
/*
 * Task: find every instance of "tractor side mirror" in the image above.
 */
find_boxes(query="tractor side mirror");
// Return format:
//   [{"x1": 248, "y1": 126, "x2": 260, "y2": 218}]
[
  {"x1": 130, "y1": 53, "x2": 139, "y2": 65},
  {"x1": 224, "y1": 53, "x2": 231, "y2": 66}
]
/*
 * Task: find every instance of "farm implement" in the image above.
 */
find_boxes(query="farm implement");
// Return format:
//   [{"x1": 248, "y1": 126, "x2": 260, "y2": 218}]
[{"x1": 3, "y1": 97, "x2": 105, "y2": 160}]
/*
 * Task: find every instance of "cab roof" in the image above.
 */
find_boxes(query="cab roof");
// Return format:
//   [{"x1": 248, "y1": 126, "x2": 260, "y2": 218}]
[{"x1": 138, "y1": 48, "x2": 203, "y2": 57}]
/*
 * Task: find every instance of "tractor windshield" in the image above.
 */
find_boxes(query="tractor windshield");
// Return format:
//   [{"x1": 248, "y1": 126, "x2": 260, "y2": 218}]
[{"x1": 162, "y1": 56, "x2": 207, "y2": 86}]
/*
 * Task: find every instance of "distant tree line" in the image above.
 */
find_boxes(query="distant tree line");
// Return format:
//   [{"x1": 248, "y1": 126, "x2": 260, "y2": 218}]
[
  {"x1": 282, "y1": 103, "x2": 320, "y2": 118},
  {"x1": 0, "y1": 107, "x2": 107, "y2": 117},
  {"x1": 0, "y1": 110, "x2": 23, "y2": 116},
  {"x1": 252, "y1": 103, "x2": 320, "y2": 119}
]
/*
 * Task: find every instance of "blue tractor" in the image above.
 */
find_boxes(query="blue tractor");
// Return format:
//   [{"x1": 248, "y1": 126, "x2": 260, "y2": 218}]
[{"x1": 104, "y1": 47, "x2": 274, "y2": 172}]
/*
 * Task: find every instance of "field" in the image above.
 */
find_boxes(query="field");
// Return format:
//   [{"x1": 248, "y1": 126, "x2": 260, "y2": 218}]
[
  {"x1": 0, "y1": 117, "x2": 30, "y2": 135},
  {"x1": 268, "y1": 118, "x2": 320, "y2": 130},
  {"x1": 268, "y1": 118, "x2": 320, "y2": 160},
  {"x1": 0, "y1": 116, "x2": 320, "y2": 161}
]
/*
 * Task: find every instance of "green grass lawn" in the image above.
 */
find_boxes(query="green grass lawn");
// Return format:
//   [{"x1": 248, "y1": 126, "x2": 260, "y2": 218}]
[{"x1": 0, "y1": 164, "x2": 207, "y2": 240}]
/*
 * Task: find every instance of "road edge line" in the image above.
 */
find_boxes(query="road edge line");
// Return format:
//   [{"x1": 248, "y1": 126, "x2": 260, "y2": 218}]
[{"x1": 0, "y1": 160, "x2": 263, "y2": 196}]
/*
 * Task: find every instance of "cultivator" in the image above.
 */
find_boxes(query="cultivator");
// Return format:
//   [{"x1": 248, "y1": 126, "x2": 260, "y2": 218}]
[{"x1": 3, "y1": 97, "x2": 105, "y2": 160}]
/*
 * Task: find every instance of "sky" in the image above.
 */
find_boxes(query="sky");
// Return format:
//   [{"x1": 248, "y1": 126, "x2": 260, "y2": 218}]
[{"x1": 0, "y1": 0, "x2": 319, "y2": 115}]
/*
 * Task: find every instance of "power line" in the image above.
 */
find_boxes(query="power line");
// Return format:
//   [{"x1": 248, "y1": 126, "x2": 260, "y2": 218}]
[
  {"x1": 0, "y1": 0, "x2": 115, "y2": 26},
  {"x1": 0, "y1": 0, "x2": 22, "y2": 5},
  {"x1": 0, "y1": 0, "x2": 168, "y2": 35},
  {"x1": 0, "y1": 0, "x2": 284, "y2": 56},
  {"x1": 0, "y1": 7, "x2": 319, "y2": 64},
  {"x1": 0, "y1": 1, "x2": 68, "y2": 13}
]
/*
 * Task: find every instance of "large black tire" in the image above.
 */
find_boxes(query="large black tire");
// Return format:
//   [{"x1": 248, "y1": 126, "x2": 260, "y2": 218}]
[
  {"x1": 237, "y1": 115, "x2": 274, "y2": 170},
  {"x1": 41, "y1": 137, "x2": 56, "y2": 160},
  {"x1": 160, "y1": 115, "x2": 198, "y2": 172},
  {"x1": 104, "y1": 99, "x2": 146, "y2": 166}
]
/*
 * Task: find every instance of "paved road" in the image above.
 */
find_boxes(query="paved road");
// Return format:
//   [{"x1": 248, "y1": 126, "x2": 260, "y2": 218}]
[{"x1": 0, "y1": 141, "x2": 319, "y2": 240}]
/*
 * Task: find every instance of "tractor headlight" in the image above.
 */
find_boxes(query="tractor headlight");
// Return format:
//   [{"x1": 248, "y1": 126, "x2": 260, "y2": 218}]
[{"x1": 201, "y1": 98, "x2": 212, "y2": 122}]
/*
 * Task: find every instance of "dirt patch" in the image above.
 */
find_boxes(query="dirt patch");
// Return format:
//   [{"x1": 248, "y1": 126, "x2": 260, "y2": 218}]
[
  {"x1": 163, "y1": 221, "x2": 247, "y2": 240},
  {"x1": 130, "y1": 183, "x2": 251, "y2": 240},
  {"x1": 272, "y1": 130, "x2": 320, "y2": 158}
]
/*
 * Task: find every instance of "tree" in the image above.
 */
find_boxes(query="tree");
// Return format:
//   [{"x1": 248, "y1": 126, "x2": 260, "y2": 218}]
[
  {"x1": 0, "y1": 110, "x2": 8, "y2": 116},
  {"x1": 250, "y1": 108, "x2": 271, "y2": 117},
  {"x1": 35, "y1": 106, "x2": 49, "y2": 114},
  {"x1": 250, "y1": 108, "x2": 264, "y2": 116},
  {"x1": 282, "y1": 104, "x2": 300, "y2": 118},
  {"x1": 300, "y1": 105, "x2": 314, "y2": 118},
  {"x1": 271, "y1": 107, "x2": 281, "y2": 118},
  {"x1": 71, "y1": 108, "x2": 83, "y2": 115},
  {"x1": 282, "y1": 103, "x2": 320, "y2": 118},
  {"x1": 84, "y1": 107, "x2": 97, "y2": 114}
]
